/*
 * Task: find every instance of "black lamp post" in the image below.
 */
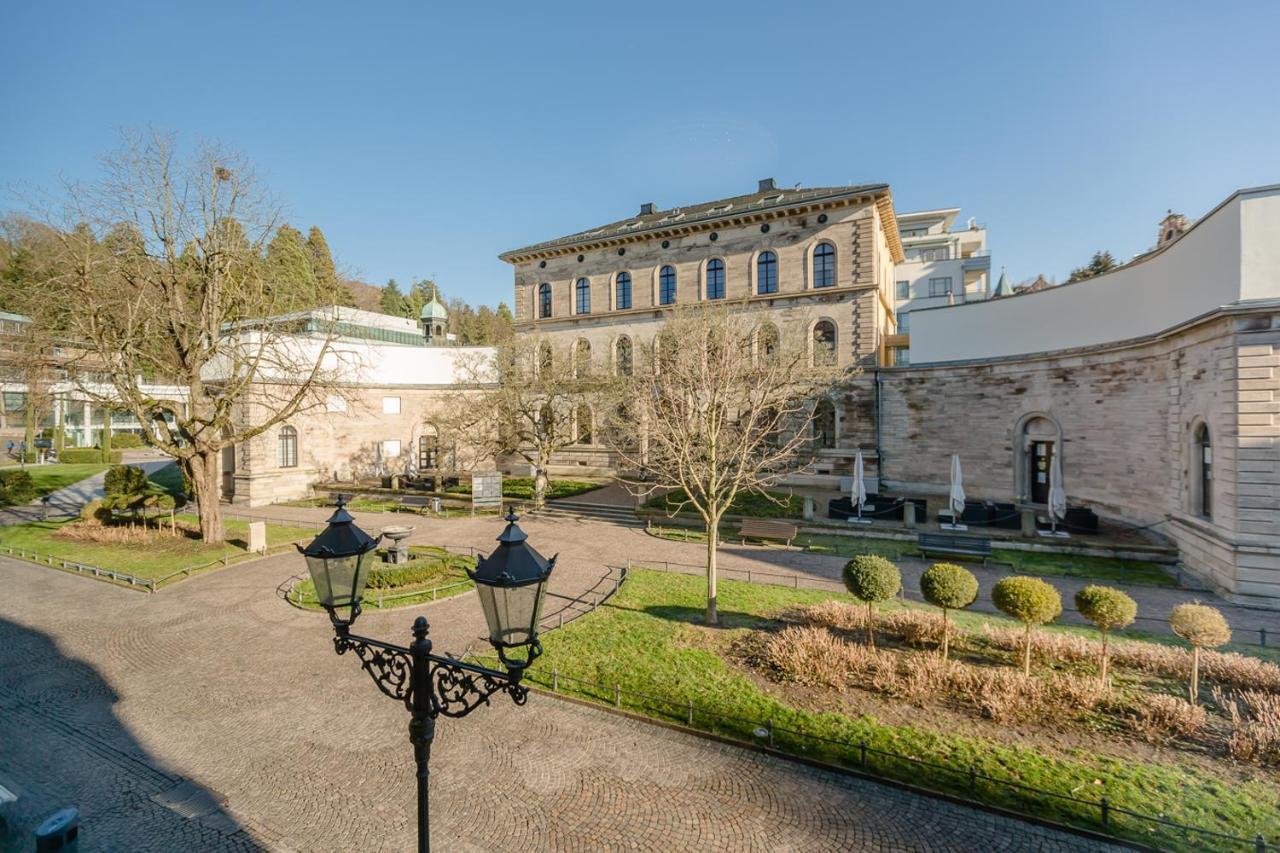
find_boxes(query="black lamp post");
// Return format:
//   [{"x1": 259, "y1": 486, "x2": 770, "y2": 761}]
[{"x1": 299, "y1": 498, "x2": 555, "y2": 853}]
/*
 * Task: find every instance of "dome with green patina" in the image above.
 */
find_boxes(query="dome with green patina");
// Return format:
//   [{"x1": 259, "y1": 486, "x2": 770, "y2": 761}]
[{"x1": 419, "y1": 293, "x2": 448, "y2": 322}]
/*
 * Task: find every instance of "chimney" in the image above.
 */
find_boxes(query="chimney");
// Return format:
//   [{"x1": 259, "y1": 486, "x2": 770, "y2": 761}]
[
  {"x1": 758, "y1": 178, "x2": 776, "y2": 193},
  {"x1": 639, "y1": 202, "x2": 655, "y2": 216}
]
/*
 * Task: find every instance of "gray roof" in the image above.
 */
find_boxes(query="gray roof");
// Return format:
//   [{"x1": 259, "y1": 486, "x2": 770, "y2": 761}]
[{"x1": 500, "y1": 182, "x2": 892, "y2": 261}]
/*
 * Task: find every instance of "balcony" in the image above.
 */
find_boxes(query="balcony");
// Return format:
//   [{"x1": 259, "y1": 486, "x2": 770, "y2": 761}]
[{"x1": 962, "y1": 251, "x2": 991, "y2": 272}]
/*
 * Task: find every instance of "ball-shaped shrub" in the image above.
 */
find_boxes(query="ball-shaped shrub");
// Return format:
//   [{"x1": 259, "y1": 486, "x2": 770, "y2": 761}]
[
  {"x1": 842, "y1": 555, "x2": 901, "y2": 649},
  {"x1": 1074, "y1": 585, "x2": 1137, "y2": 685},
  {"x1": 920, "y1": 563, "x2": 979, "y2": 611},
  {"x1": 992, "y1": 576, "x2": 1062, "y2": 675},
  {"x1": 0, "y1": 469, "x2": 36, "y2": 507},
  {"x1": 1169, "y1": 603, "x2": 1231, "y2": 648},
  {"x1": 1169, "y1": 602, "x2": 1231, "y2": 704},
  {"x1": 843, "y1": 555, "x2": 901, "y2": 602},
  {"x1": 104, "y1": 464, "x2": 149, "y2": 498}
]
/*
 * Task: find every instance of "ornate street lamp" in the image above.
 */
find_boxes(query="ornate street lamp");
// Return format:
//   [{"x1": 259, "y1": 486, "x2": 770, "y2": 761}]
[{"x1": 300, "y1": 499, "x2": 555, "y2": 853}]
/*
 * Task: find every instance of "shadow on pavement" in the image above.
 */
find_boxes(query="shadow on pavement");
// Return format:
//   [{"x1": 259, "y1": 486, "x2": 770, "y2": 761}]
[{"x1": 0, "y1": 616, "x2": 264, "y2": 852}]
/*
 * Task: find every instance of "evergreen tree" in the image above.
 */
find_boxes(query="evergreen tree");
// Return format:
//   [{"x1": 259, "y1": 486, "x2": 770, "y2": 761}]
[
  {"x1": 404, "y1": 278, "x2": 439, "y2": 320},
  {"x1": 265, "y1": 224, "x2": 319, "y2": 309},
  {"x1": 1067, "y1": 250, "x2": 1117, "y2": 283},
  {"x1": 493, "y1": 302, "x2": 515, "y2": 342},
  {"x1": 379, "y1": 278, "x2": 407, "y2": 316}
]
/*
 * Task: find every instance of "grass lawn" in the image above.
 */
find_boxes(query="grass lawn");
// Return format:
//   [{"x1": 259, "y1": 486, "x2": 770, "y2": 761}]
[
  {"x1": 446, "y1": 477, "x2": 603, "y2": 501},
  {"x1": 508, "y1": 569, "x2": 1278, "y2": 850},
  {"x1": 645, "y1": 489, "x2": 805, "y2": 519},
  {"x1": 0, "y1": 514, "x2": 316, "y2": 581},
  {"x1": 146, "y1": 462, "x2": 186, "y2": 496},
  {"x1": 647, "y1": 525, "x2": 1175, "y2": 587},
  {"x1": 290, "y1": 546, "x2": 475, "y2": 610},
  {"x1": 26, "y1": 463, "x2": 110, "y2": 498}
]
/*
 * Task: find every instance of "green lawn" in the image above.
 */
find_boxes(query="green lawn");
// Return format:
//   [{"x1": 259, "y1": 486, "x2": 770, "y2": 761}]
[
  {"x1": 645, "y1": 489, "x2": 805, "y2": 519},
  {"x1": 0, "y1": 515, "x2": 316, "y2": 581},
  {"x1": 26, "y1": 463, "x2": 110, "y2": 497},
  {"x1": 446, "y1": 477, "x2": 603, "y2": 501},
  {"x1": 290, "y1": 546, "x2": 475, "y2": 610},
  {"x1": 509, "y1": 569, "x2": 1278, "y2": 850}
]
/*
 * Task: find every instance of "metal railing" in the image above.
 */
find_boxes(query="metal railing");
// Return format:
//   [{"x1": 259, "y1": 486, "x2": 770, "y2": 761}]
[
  {"x1": 284, "y1": 544, "x2": 483, "y2": 610},
  {"x1": 536, "y1": 666, "x2": 1270, "y2": 852}
]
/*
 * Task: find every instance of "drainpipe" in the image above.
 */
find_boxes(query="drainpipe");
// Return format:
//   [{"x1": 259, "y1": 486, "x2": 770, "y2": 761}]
[{"x1": 874, "y1": 369, "x2": 884, "y2": 490}]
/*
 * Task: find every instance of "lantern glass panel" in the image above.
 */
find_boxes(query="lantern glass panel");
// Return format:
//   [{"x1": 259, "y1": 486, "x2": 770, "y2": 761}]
[
  {"x1": 475, "y1": 579, "x2": 547, "y2": 649},
  {"x1": 305, "y1": 550, "x2": 375, "y2": 611}
]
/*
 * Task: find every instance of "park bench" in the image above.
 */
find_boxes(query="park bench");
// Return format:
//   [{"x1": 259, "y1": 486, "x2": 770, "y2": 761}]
[
  {"x1": 917, "y1": 532, "x2": 993, "y2": 564},
  {"x1": 738, "y1": 519, "x2": 799, "y2": 547},
  {"x1": 395, "y1": 494, "x2": 435, "y2": 514}
]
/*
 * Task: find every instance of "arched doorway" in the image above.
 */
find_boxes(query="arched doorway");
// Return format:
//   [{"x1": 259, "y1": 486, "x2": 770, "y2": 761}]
[{"x1": 1017, "y1": 414, "x2": 1061, "y2": 504}]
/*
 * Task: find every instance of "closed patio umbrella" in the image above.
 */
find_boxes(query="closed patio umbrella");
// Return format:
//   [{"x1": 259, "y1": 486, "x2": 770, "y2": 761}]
[
  {"x1": 1047, "y1": 451, "x2": 1067, "y2": 535},
  {"x1": 948, "y1": 454, "x2": 966, "y2": 528},
  {"x1": 852, "y1": 450, "x2": 869, "y2": 522}
]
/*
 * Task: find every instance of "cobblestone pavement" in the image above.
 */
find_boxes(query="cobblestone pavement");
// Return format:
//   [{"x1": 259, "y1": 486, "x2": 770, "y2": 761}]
[
  {"x1": 231, "y1": 503, "x2": 1280, "y2": 642},
  {"x1": 0, "y1": 520, "x2": 1127, "y2": 852}
]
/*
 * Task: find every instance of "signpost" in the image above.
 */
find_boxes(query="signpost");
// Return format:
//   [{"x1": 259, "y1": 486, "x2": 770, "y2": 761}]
[{"x1": 471, "y1": 472, "x2": 503, "y2": 511}]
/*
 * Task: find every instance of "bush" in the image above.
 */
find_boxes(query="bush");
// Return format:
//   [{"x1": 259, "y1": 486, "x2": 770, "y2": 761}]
[
  {"x1": 1128, "y1": 694, "x2": 1208, "y2": 744},
  {"x1": 1170, "y1": 602, "x2": 1231, "y2": 703},
  {"x1": 60, "y1": 448, "x2": 122, "y2": 464},
  {"x1": 110, "y1": 433, "x2": 145, "y2": 449},
  {"x1": 842, "y1": 555, "x2": 901, "y2": 649},
  {"x1": 0, "y1": 469, "x2": 36, "y2": 507},
  {"x1": 991, "y1": 576, "x2": 1062, "y2": 676},
  {"x1": 1074, "y1": 585, "x2": 1137, "y2": 685},
  {"x1": 919, "y1": 563, "x2": 978, "y2": 661},
  {"x1": 104, "y1": 464, "x2": 150, "y2": 497}
]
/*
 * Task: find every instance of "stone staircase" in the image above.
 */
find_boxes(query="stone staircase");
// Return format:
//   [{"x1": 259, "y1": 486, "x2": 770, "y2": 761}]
[{"x1": 536, "y1": 499, "x2": 645, "y2": 527}]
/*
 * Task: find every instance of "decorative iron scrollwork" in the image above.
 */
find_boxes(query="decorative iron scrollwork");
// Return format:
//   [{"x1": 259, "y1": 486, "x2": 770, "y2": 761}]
[
  {"x1": 431, "y1": 659, "x2": 527, "y2": 718},
  {"x1": 335, "y1": 635, "x2": 413, "y2": 707}
]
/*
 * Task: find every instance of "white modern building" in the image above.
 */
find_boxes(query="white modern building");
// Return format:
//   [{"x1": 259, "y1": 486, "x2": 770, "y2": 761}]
[{"x1": 887, "y1": 209, "x2": 990, "y2": 365}]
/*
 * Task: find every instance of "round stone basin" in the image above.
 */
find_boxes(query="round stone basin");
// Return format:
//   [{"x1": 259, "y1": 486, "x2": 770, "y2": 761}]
[{"x1": 381, "y1": 525, "x2": 415, "y2": 541}]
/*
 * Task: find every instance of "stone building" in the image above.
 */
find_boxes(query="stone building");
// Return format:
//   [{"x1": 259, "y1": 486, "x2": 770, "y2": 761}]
[
  {"x1": 500, "y1": 181, "x2": 1280, "y2": 607},
  {"x1": 499, "y1": 178, "x2": 905, "y2": 484}
]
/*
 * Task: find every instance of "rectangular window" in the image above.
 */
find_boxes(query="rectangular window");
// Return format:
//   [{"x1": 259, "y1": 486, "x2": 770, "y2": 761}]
[
  {"x1": 419, "y1": 435, "x2": 439, "y2": 469},
  {"x1": 895, "y1": 280, "x2": 910, "y2": 300},
  {"x1": 382, "y1": 396, "x2": 401, "y2": 414},
  {"x1": 928, "y1": 277, "x2": 953, "y2": 297},
  {"x1": 382, "y1": 439, "x2": 402, "y2": 458},
  {"x1": 889, "y1": 347, "x2": 910, "y2": 366},
  {"x1": 897, "y1": 312, "x2": 909, "y2": 333}
]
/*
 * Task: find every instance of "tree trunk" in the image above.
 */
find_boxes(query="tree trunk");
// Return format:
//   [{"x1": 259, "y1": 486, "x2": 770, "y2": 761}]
[
  {"x1": 867, "y1": 602, "x2": 876, "y2": 650},
  {"x1": 705, "y1": 520, "x2": 719, "y2": 626},
  {"x1": 1099, "y1": 631, "x2": 1110, "y2": 687},
  {"x1": 1022, "y1": 623, "x2": 1033, "y2": 677},
  {"x1": 940, "y1": 609, "x2": 950, "y2": 661},
  {"x1": 1189, "y1": 645, "x2": 1200, "y2": 704},
  {"x1": 185, "y1": 451, "x2": 225, "y2": 544}
]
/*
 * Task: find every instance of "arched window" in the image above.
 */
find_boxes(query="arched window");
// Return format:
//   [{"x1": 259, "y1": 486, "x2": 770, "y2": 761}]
[
  {"x1": 277, "y1": 425, "x2": 298, "y2": 468},
  {"x1": 538, "y1": 283, "x2": 552, "y2": 319},
  {"x1": 575, "y1": 278, "x2": 591, "y2": 314},
  {"x1": 659, "y1": 265, "x2": 677, "y2": 305},
  {"x1": 757, "y1": 251, "x2": 778, "y2": 295},
  {"x1": 575, "y1": 404, "x2": 593, "y2": 445},
  {"x1": 757, "y1": 322, "x2": 779, "y2": 365},
  {"x1": 574, "y1": 339, "x2": 592, "y2": 378},
  {"x1": 615, "y1": 335, "x2": 633, "y2": 376},
  {"x1": 418, "y1": 427, "x2": 440, "y2": 470},
  {"x1": 1194, "y1": 423, "x2": 1212, "y2": 518},
  {"x1": 813, "y1": 242, "x2": 836, "y2": 288},
  {"x1": 705, "y1": 258, "x2": 725, "y2": 300},
  {"x1": 812, "y1": 399, "x2": 836, "y2": 449},
  {"x1": 812, "y1": 320, "x2": 837, "y2": 366},
  {"x1": 615, "y1": 272, "x2": 632, "y2": 310}
]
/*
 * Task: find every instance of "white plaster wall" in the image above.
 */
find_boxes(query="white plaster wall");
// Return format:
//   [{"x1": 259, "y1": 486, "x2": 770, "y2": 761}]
[{"x1": 910, "y1": 187, "x2": 1279, "y2": 364}]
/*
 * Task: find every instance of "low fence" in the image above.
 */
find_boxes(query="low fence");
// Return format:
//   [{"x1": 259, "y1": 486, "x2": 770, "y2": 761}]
[
  {"x1": 540, "y1": 564, "x2": 628, "y2": 633},
  {"x1": 284, "y1": 543, "x2": 484, "y2": 610},
  {"x1": 629, "y1": 558, "x2": 1275, "y2": 648},
  {"x1": 535, "y1": 666, "x2": 1270, "y2": 852}
]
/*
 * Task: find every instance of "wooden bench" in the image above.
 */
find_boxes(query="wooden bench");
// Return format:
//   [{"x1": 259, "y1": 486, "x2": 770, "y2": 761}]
[
  {"x1": 918, "y1": 532, "x2": 993, "y2": 564},
  {"x1": 395, "y1": 495, "x2": 435, "y2": 514},
  {"x1": 739, "y1": 519, "x2": 799, "y2": 547}
]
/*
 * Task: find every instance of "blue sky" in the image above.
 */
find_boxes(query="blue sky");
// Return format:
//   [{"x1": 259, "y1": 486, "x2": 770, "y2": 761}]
[{"x1": 3, "y1": 1, "x2": 1278, "y2": 307}]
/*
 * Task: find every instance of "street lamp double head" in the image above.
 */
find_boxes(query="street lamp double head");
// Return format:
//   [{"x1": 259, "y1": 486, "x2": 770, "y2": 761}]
[{"x1": 298, "y1": 497, "x2": 556, "y2": 853}]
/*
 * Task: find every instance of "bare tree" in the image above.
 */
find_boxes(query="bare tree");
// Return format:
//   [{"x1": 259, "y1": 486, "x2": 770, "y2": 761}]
[
  {"x1": 441, "y1": 334, "x2": 615, "y2": 508},
  {"x1": 607, "y1": 303, "x2": 849, "y2": 625},
  {"x1": 33, "y1": 131, "x2": 347, "y2": 543}
]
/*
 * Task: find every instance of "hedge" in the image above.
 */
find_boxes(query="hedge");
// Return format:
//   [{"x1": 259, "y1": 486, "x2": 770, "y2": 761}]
[
  {"x1": 60, "y1": 448, "x2": 122, "y2": 464},
  {"x1": 0, "y1": 469, "x2": 36, "y2": 507}
]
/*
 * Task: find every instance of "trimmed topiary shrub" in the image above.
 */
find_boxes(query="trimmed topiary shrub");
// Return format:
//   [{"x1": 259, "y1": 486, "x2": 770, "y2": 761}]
[
  {"x1": 842, "y1": 554, "x2": 902, "y2": 649},
  {"x1": 920, "y1": 562, "x2": 979, "y2": 661},
  {"x1": 110, "y1": 432, "x2": 145, "y2": 449},
  {"x1": 992, "y1": 576, "x2": 1063, "y2": 676},
  {"x1": 1170, "y1": 602, "x2": 1232, "y2": 703},
  {"x1": 0, "y1": 469, "x2": 36, "y2": 507},
  {"x1": 104, "y1": 464, "x2": 150, "y2": 498},
  {"x1": 60, "y1": 448, "x2": 122, "y2": 464},
  {"x1": 1074, "y1": 585, "x2": 1137, "y2": 686}
]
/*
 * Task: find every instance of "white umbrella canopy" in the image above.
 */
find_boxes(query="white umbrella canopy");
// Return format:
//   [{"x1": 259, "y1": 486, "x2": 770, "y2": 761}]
[
  {"x1": 948, "y1": 454, "x2": 966, "y2": 521},
  {"x1": 853, "y1": 450, "x2": 868, "y2": 516},
  {"x1": 1048, "y1": 451, "x2": 1067, "y2": 529}
]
